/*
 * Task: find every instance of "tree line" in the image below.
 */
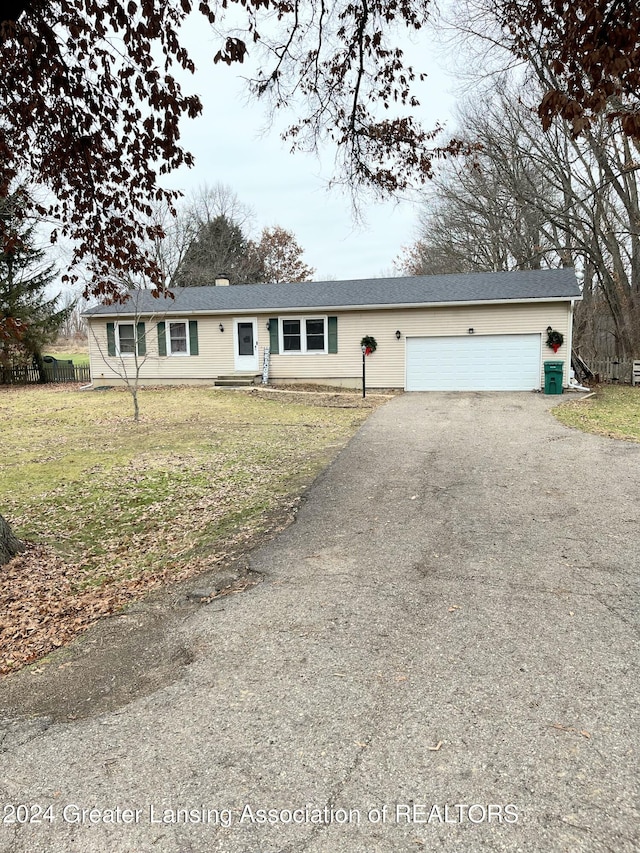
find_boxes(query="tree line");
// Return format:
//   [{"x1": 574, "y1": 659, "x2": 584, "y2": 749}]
[
  {"x1": 396, "y1": 0, "x2": 640, "y2": 361},
  {"x1": 155, "y1": 184, "x2": 314, "y2": 288}
]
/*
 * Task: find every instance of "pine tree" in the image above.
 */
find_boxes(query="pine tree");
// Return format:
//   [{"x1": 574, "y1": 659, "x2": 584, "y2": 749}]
[
  {"x1": 172, "y1": 214, "x2": 263, "y2": 287},
  {"x1": 0, "y1": 197, "x2": 69, "y2": 382},
  {"x1": 0, "y1": 512, "x2": 24, "y2": 566}
]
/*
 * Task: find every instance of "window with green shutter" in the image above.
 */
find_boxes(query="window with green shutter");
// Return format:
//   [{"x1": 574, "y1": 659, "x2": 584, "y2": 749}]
[
  {"x1": 157, "y1": 321, "x2": 167, "y2": 356},
  {"x1": 269, "y1": 318, "x2": 279, "y2": 354},
  {"x1": 117, "y1": 323, "x2": 136, "y2": 354},
  {"x1": 136, "y1": 322, "x2": 146, "y2": 356},
  {"x1": 106, "y1": 322, "x2": 116, "y2": 357},
  {"x1": 328, "y1": 316, "x2": 338, "y2": 353},
  {"x1": 157, "y1": 319, "x2": 198, "y2": 356},
  {"x1": 107, "y1": 322, "x2": 147, "y2": 357}
]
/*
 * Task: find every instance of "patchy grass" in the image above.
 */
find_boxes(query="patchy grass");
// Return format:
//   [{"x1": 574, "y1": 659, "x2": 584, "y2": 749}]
[
  {"x1": 0, "y1": 385, "x2": 385, "y2": 673},
  {"x1": 553, "y1": 385, "x2": 640, "y2": 442}
]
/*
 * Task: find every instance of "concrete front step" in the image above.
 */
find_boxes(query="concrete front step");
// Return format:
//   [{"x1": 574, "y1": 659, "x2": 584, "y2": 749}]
[{"x1": 214, "y1": 375, "x2": 260, "y2": 387}]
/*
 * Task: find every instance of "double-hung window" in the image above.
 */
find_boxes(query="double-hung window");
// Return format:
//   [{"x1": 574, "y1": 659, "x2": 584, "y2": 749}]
[
  {"x1": 117, "y1": 323, "x2": 136, "y2": 356},
  {"x1": 282, "y1": 319, "x2": 302, "y2": 352},
  {"x1": 305, "y1": 319, "x2": 325, "y2": 351},
  {"x1": 281, "y1": 317, "x2": 327, "y2": 354},
  {"x1": 157, "y1": 319, "x2": 199, "y2": 357},
  {"x1": 168, "y1": 321, "x2": 188, "y2": 355},
  {"x1": 106, "y1": 321, "x2": 146, "y2": 357}
]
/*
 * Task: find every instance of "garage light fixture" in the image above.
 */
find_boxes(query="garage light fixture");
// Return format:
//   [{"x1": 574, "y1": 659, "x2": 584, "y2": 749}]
[
  {"x1": 395, "y1": 330, "x2": 401, "y2": 339},
  {"x1": 219, "y1": 323, "x2": 224, "y2": 332},
  {"x1": 468, "y1": 328, "x2": 475, "y2": 334}
]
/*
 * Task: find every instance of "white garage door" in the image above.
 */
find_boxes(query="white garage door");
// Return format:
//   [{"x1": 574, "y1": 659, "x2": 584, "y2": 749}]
[{"x1": 406, "y1": 334, "x2": 542, "y2": 391}]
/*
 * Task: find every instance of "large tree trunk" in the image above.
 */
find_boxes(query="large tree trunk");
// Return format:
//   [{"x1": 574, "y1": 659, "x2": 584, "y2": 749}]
[
  {"x1": 0, "y1": 513, "x2": 25, "y2": 565},
  {"x1": 32, "y1": 349, "x2": 49, "y2": 384}
]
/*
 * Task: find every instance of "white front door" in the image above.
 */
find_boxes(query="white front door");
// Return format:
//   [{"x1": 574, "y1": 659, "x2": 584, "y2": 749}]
[{"x1": 233, "y1": 318, "x2": 258, "y2": 372}]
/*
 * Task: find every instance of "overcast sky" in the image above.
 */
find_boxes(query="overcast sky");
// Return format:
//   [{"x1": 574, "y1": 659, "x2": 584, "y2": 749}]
[{"x1": 162, "y1": 14, "x2": 460, "y2": 282}]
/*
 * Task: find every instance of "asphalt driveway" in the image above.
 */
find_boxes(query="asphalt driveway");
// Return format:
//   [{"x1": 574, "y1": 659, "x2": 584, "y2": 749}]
[{"x1": 1, "y1": 392, "x2": 638, "y2": 853}]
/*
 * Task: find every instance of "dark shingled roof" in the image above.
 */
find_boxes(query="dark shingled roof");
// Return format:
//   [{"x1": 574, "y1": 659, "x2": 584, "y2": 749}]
[{"x1": 84, "y1": 268, "x2": 581, "y2": 317}]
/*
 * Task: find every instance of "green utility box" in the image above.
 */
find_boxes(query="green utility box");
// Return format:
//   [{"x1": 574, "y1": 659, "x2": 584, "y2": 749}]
[
  {"x1": 43, "y1": 356, "x2": 75, "y2": 381},
  {"x1": 544, "y1": 361, "x2": 564, "y2": 395}
]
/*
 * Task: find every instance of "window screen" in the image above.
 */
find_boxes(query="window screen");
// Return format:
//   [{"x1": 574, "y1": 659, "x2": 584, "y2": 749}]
[
  {"x1": 283, "y1": 319, "x2": 302, "y2": 351},
  {"x1": 306, "y1": 319, "x2": 325, "y2": 351},
  {"x1": 118, "y1": 324, "x2": 135, "y2": 354},
  {"x1": 169, "y1": 322, "x2": 188, "y2": 354}
]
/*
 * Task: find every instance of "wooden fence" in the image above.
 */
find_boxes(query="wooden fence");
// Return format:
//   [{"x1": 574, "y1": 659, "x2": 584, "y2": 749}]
[
  {"x1": 586, "y1": 358, "x2": 635, "y2": 384},
  {"x1": 0, "y1": 364, "x2": 91, "y2": 385}
]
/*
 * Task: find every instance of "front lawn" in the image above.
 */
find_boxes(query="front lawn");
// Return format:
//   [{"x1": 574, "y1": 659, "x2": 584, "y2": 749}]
[
  {"x1": 553, "y1": 385, "x2": 640, "y2": 442},
  {"x1": 0, "y1": 385, "x2": 384, "y2": 673}
]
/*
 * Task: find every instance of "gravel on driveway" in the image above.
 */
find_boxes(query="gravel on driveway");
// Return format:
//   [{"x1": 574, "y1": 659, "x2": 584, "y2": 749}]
[{"x1": 0, "y1": 392, "x2": 638, "y2": 853}]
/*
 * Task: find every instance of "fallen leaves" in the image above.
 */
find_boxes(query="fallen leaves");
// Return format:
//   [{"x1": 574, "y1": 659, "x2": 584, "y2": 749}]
[
  {"x1": 0, "y1": 544, "x2": 125, "y2": 674},
  {"x1": 0, "y1": 539, "x2": 265, "y2": 675}
]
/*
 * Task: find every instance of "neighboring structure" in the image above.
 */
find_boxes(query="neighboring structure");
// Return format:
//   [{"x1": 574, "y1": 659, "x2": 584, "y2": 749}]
[{"x1": 84, "y1": 269, "x2": 582, "y2": 391}]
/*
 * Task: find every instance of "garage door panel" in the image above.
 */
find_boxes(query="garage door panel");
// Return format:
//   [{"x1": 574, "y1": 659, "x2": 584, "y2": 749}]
[{"x1": 406, "y1": 334, "x2": 541, "y2": 391}]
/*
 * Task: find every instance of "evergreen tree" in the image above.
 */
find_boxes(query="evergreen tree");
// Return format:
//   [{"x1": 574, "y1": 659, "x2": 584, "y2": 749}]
[
  {"x1": 0, "y1": 197, "x2": 70, "y2": 382},
  {"x1": 172, "y1": 214, "x2": 263, "y2": 287}
]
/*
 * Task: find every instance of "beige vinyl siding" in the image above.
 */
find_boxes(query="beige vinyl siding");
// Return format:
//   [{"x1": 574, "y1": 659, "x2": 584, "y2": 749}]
[
  {"x1": 267, "y1": 302, "x2": 573, "y2": 388},
  {"x1": 88, "y1": 301, "x2": 573, "y2": 388},
  {"x1": 88, "y1": 316, "x2": 241, "y2": 385}
]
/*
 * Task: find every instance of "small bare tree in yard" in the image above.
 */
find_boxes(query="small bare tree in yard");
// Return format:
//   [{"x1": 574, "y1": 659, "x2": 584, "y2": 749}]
[{"x1": 89, "y1": 290, "x2": 168, "y2": 422}]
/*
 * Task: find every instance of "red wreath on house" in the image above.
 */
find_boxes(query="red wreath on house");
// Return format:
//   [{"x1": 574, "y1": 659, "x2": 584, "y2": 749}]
[
  {"x1": 546, "y1": 328, "x2": 564, "y2": 353},
  {"x1": 360, "y1": 335, "x2": 377, "y2": 356}
]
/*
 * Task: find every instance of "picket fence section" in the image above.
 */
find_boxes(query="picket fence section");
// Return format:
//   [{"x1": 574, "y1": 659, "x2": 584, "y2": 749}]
[
  {"x1": 586, "y1": 358, "x2": 635, "y2": 384},
  {"x1": 0, "y1": 364, "x2": 91, "y2": 385}
]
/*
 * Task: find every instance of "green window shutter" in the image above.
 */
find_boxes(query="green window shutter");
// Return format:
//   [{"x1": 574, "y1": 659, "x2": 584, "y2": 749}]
[
  {"x1": 136, "y1": 322, "x2": 146, "y2": 356},
  {"x1": 106, "y1": 322, "x2": 116, "y2": 357},
  {"x1": 328, "y1": 316, "x2": 338, "y2": 353},
  {"x1": 269, "y1": 318, "x2": 279, "y2": 354},
  {"x1": 157, "y1": 321, "x2": 167, "y2": 356},
  {"x1": 189, "y1": 320, "x2": 199, "y2": 356}
]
